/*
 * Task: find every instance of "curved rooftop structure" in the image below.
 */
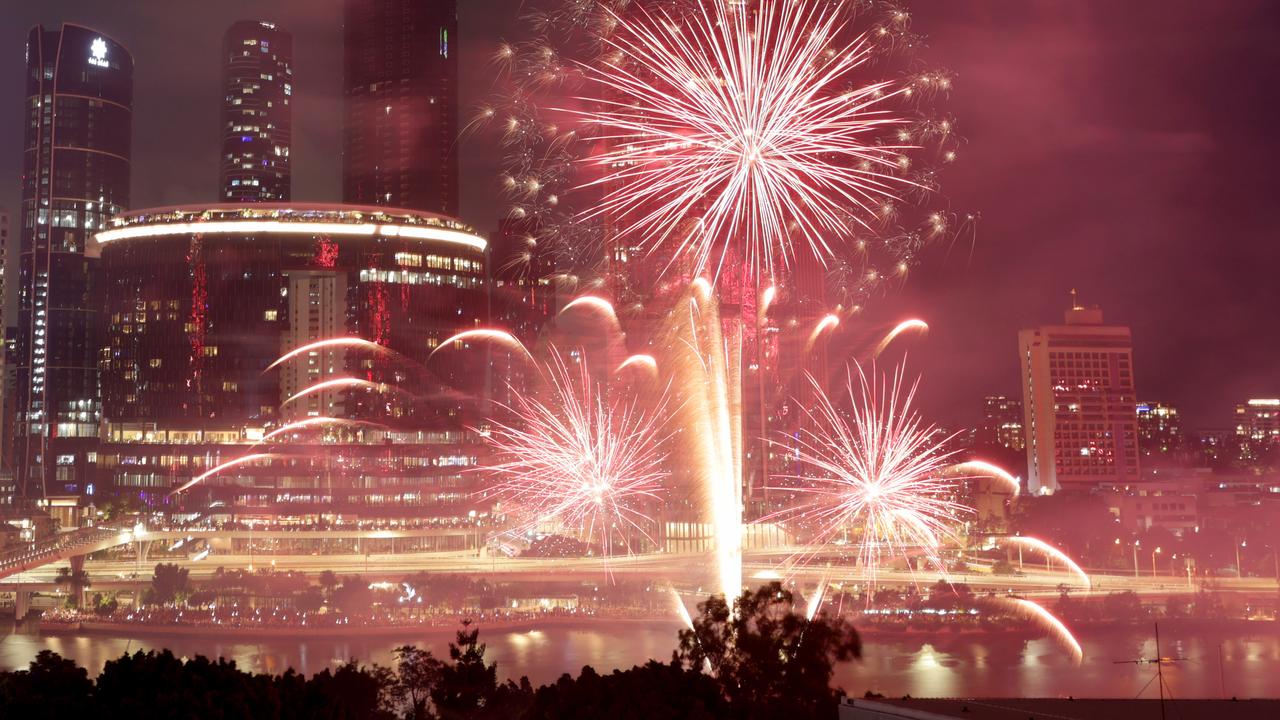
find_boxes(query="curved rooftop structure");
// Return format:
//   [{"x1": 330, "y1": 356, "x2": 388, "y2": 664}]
[{"x1": 94, "y1": 202, "x2": 486, "y2": 252}]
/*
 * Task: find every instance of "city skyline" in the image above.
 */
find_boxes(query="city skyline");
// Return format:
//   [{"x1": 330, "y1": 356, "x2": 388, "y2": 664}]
[
  {"x1": 0, "y1": 2, "x2": 1277, "y2": 709},
  {"x1": 0, "y1": 1, "x2": 1277, "y2": 429}
]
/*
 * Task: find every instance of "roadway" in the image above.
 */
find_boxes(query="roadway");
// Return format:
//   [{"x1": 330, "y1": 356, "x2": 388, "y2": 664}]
[{"x1": 4, "y1": 546, "x2": 1275, "y2": 599}]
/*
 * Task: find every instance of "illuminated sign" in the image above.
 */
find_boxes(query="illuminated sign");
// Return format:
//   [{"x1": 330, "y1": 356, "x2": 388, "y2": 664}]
[
  {"x1": 89, "y1": 37, "x2": 109, "y2": 68},
  {"x1": 95, "y1": 219, "x2": 487, "y2": 252}
]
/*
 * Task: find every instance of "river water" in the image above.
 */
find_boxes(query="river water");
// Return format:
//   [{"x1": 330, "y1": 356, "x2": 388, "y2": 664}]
[{"x1": 2, "y1": 622, "x2": 1279, "y2": 698}]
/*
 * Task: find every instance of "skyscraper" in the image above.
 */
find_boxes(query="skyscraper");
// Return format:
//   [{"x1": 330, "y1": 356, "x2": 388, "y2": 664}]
[
  {"x1": 1135, "y1": 401, "x2": 1183, "y2": 457},
  {"x1": 342, "y1": 0, "x2": 459, "y2": 215},
  {"x1": 979, "y1": 395, "x2": 1025, "y2": 451},
  {"x1": 220, "y1": 21, "x2": 292, "y2": 202},
  {"x1": 13, "y1": 25, "x2": 132, "y2": 498},
  {"x1": 1018, "y1": 294, "x2": 1139, "y2": 494},
  {"x1": 0, "y1": 207, "x2": 8, "y2": 330}
]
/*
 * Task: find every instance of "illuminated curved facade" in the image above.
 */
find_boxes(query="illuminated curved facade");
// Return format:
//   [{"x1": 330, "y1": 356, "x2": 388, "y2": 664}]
[{"x1": 94, "y1": 204, "x2": 491, "y2": 523}]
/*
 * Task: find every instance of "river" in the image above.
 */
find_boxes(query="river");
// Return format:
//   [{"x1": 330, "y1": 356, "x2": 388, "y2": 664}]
[{"x1": 2, "y1": 621, "x2": 1279, "y2": 698}]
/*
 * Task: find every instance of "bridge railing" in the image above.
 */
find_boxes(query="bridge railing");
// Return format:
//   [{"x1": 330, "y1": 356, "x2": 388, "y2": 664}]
[{"x1": 0, "y1": 527, "x2": 125, "y2": 579}]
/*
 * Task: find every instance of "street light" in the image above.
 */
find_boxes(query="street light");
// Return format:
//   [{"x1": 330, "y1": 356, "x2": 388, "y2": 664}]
[
  {"x1": 1133, "y1": 539, "x2": 1141, "y2": 578},
  {"x1": 1236, "y1": 540, "x2": 1246, "y2": 578},
  {"x1": 1152, "y1": 546, "x2": 1162, "y2": 577}
]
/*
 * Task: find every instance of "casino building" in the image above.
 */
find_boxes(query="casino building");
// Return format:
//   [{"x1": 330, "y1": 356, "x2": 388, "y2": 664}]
[{"x1": 92, "y1": 204, "x2": 493, "y2": 527}]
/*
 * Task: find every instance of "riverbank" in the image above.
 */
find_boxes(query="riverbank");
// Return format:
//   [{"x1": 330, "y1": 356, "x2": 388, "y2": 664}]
[{"x1": 39, "y1": 613, "x2": 673, "y2": 639}]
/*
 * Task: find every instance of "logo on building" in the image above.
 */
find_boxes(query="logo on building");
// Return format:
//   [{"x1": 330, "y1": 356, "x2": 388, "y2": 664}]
[{"x1": 89, "y1": 37, "x2": 109, "y2": 68}]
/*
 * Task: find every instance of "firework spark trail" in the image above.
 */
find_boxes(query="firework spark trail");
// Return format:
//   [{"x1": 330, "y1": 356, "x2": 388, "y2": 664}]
[
  {"x1": 430, "y1": 329, "x2": 534, "y2": 363},
  {"x1": 170, "y1": 453, "x2": 277, "y2": 496},
  {"x1": 575, "y1": 0, "x2": 922, "y2": 282},
  {"x1": 669, "y1": 587, "x2": 695, "y2": 630},
  {"x1": 872, "y1": 318, "x2": 929, "y2": 357},
  {"x1": 1005, "y1": 536, "x2": 1092, "y2": 590},
  {"x1": 283, "y1": 377, "x2": 387, "y2": 406},
  {"x1": 259, "y1": 417, "x2": 387, "y2": 443},
  {"x1": 483, "y1": 352, "x2": 669, "y2": 562},
  {"x1": 948, "y1": 460, "x2": 1020, "y2": 495},
  {"x1": 669, "y1": 286, "x2": 744, "y2": 602},
  {"x1": 561, "y1": 295, "x2": 620, "y2": 326},
  {"x1": 616, "y1": 354, "x2": 658, "y2": 375},
  {"x1": 1002, "y1": 597, "x2": 1084, "y2": 665},
  {"x1": 767, "y1": 365, "x2": 972, "y2": 586},
  {"x1": 266, "y1": 337, "x2": 387, "y2": 371},
  {"x1": 806, "y1": 578, "x2": 829, "y2": 621},
  {"x1": 805, "y1": 313, "x2": 841, "y2": 353}
]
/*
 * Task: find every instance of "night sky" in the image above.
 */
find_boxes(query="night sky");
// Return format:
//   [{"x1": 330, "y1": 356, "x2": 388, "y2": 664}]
[{"x1": 2, "y1": 1, "x2": 1277, "y2": 429}]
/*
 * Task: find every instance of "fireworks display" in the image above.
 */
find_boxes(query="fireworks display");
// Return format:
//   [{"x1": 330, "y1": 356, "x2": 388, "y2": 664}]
[
  {"x1": 768, "y1": 365, "x2": 973, "y2": 584},
  {"x1": 488, "y1": 0, "x2": 961, "y2": 304},
  {"x1": 577, "y1": 0, "x2": 927, "y2": 282},
  {"x1": 483, "y1": 352, "x2": 670, "y2": 558}
]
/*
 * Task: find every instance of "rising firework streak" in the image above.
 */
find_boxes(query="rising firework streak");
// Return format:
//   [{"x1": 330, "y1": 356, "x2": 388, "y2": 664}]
[
  {"x1": 430, "y1": 329, "x2": 533, "y2": 363},
  {"x1": 1004, "y1": 536, "x2": 1092, "y2": 590},
  {"x1": 170, "y1": 453, "x2": 275, "y2": 496},
  {"x1": 1002, "y1": 597, "x2": 1084, "y2": 665},
  {"x1": 266, "y1": 337, "x2": 386, "y2": 371},
  {"x1": 873, "y1": 319, "x2": 930, "y2": 357}
]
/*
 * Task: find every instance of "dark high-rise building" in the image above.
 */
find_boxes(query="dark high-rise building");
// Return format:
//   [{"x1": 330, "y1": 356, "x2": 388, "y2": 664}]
[
  {"x1": 1136, "y1": 401, "x2": 1183, "y2": 458},
  {"x1": 220, "y1": 21, "x2": 293, "y2": 202},
  {"x1": 343, "y1": 0, "x2": 459, "y2": 215},
  {"x1": 14, "y1": 25, "x2": 132, "y2": 499},
  {"x1": 980, "y1": 395, "x2": 1025, "y2": 451}
]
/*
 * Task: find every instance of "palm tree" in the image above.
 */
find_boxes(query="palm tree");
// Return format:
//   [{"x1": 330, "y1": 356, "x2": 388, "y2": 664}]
[
  {"x1": 319, "y1": 569, "x2": 339, "y2": 603},
  {"x1": 54, "y1": 566, "x2": 91, "y2": 609}
]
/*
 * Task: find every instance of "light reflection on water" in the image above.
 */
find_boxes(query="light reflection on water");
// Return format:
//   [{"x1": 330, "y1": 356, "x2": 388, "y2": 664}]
[{"x1": 3, "y1": 623, "x2": 1280, "y2": 698}]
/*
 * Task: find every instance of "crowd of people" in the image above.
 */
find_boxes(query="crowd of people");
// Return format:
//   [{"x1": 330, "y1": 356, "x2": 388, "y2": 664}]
[{"x1": 42, "y1": 602, "x2": 667, "y2": 633}]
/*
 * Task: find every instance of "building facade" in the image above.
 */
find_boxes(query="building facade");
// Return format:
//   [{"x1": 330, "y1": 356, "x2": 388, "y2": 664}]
[
  {"x1": 13, "y1": 25, "x2": 132, "y2": 499},
  {"x1": 1018, "y1": 299, "x2": 1139, "y2": 494},
  {"x1": 1135, "y1": 400, "x2": 1183, "y2": 458},
  {"x1": 342, "y1": 0, "x2": 459, "y2": 215},
  {"x1": 1235, "y1": 398, "x2": 1280, "y2": 451},
  {"x1": 220, "y1": 21, "x2": 293, "y2": 202},
  {"x1": 979, "y1": 395, "x2": 1024, "y2": 451},
  {"x1": 93, "y1": 204, "x2": 491, "y2": 522}
]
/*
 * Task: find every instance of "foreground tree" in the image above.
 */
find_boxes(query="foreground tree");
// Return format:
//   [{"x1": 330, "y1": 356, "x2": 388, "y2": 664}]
[
  {"x1": 149, "y1": 563, "x2": 191, "y2": 606},
  {"x1": 0, "y1": 650, "x2": 92, "y2": 719},
  {"x1": 431, "y1": 624, "x2": 530, "y2": 719},
  {"x1": 525, "y1": 661, "x2": 725, "y2": 720},
  {"x1": 391, "y1": 645, "x2": 443, "y2": 719},
  {"x1": 678, "y1": 582, "x2": 862, "y2": 719}
]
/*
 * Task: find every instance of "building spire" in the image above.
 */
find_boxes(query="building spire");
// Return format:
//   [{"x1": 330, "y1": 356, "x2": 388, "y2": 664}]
[{"x1": 1070, "y1": 288, "x2": 1081, "y2": 310}]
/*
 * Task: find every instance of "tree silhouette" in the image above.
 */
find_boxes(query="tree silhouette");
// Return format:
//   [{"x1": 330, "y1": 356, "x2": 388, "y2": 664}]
[
  {"x1": 53, "y1": 566, "x2": 90, "y2": 608},
  {"x1": 149, "y1": 563, "x2": 191, "y2": 606},
  {"x1": 678, "y1": 582, "x2": 862, "y2": 719}
]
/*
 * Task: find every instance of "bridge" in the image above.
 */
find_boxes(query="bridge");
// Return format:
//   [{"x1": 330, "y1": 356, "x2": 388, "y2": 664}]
[{"x1": 3, "y1": 526, "x2": 1277, "y2": 618}]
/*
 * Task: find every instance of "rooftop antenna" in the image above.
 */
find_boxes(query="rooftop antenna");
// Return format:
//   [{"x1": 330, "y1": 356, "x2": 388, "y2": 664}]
[
  {"x1": 1114, "y1": 622, "x2": 1188, "y2": 720},
  {"x1": 1069, "y1": 288, "x2": 1081, "y2": 310}
]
